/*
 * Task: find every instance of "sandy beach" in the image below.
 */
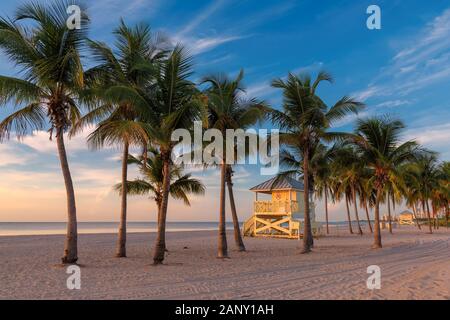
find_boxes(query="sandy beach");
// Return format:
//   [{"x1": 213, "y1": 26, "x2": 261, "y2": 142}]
[{"x1": 0, "y1": 226, "x2": 449, "y2": 300}]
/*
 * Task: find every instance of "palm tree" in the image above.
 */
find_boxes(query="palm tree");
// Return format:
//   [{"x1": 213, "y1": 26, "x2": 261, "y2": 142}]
[
  {"x1": 359, "y1": 175, "x2": 374, "y2": 233},
  {"x1": 353, "y1": 116, "x2": 420, "y2": 248},
  {"x1": 226, "y1": 165, "x2": 246, "y2": 252},
  {"x1": 146, "y1": 46, "x2": 205, "y2": 264},
  {"x1": 271, "y1": 72, "x2": 364, "y2": 253},
  {"x1": 114, "y1": 147, "x2": 205, "y2": 225},
  {"x1": 333, "y1": 147, "x2": 366, "y2": 235},
  {"x1": 405, "y1": 154, "x2": 441, "y2": 233},
  {"x1": 201, "y1": 70, "x2": 266, "y2": 257},
  {"x1": 73, "y1": 21, "x2": 165, "y2": 257},
  {"x1": 280, "y1": 143, "x2": 335, "y2": 235},
  {"x1": 0, "y1": 1, "x2": 88, "y2": 263},
  {"x1": 437, "y1": 162, "x2": 449, "y2": 227},
  {"x1": 311, "y1": 144, "x2": 334, "y2": 234}
]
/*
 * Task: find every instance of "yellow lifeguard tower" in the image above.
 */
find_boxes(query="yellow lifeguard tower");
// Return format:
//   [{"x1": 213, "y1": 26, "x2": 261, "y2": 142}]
[
  {"x1": 398, "y1": 210, "x2": 415, "y2": 225},
  {"x1": 242, "y1": 176, "x2": 321, "y2": 239}
]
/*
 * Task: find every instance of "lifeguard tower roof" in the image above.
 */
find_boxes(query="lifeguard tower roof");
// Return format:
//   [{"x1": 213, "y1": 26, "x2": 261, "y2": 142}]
[{"x1": 249, "y1": 176, "x2": 304, "y2": 194}]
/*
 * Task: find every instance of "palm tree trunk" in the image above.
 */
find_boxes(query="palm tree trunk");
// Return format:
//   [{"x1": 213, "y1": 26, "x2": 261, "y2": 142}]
[
  {"x1": 57, "y1": 133, "x2": 78, "y2": 264},
  {"x1": 153, "y1": 154, "x2": 171, "y2": 264},
  {"x1": 325, "y1": 188, "x2": 329, "y2": 234},
  {"x1": 226, "y1": 166, "x2": 246, "y2": 252},
  {"x1": 364, "y1": 201, "x2": 373, "y2": 233},
  {"x1": 432, "y1": 204, "x2": 439, "y2": 229},
  {"x1": 372, "y1": 187, "x2": 382, "y2": 249},
  {"x1": 217, "y1": 163, "x2": 228, "y2": 258},
  {"x1": 412, "y1": 203, "x2": 421, "y2": 230},
  {"x1": 446, "y1": 205, "x2": 449, "y2": 229},
  {"x1": 155, "y1": 199, "x2": 168, "y2": 252},
  {"x1": 352, "y1": 187, "x2": 363, "y2": 235},
  {"x1": 116, "y1": 141, "x2": 129, "y2": 258},
  {"x1": 345, "y1": 194, "x2": 354, "y2": 234},
  {"x1": 424, "y1": 199, "x2": 433, "y2": 234},
  {"x1": 387, "y1": 192, "x2": 393, "y2": 234},
  {"x1": 301, "y1": 148, "x2": 312, "y2": 254}
]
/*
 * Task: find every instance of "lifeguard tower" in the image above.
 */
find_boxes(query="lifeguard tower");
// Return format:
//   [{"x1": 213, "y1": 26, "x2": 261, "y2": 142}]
[
  {"x1": 398, "y1": 210, "x2": 415, "y2": 225},
  {"x1": 242, "y1": 176, "x2": 321, "y2": 239}
]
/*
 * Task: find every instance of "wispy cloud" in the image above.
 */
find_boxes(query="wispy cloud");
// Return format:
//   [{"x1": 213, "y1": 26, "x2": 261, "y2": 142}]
[
  {"x1": 173, "y1": 1, "x2": 294, "y2": 56},
  {"x1": 88, "y1": 0, "x2": 163, "y2": 28},
  {"x1": 404, "y1": 122, "x2": 450, "y2": 148},
  {"x1": 183, "y1": 35, "x2": 249, "y2": 55},
  {"x1": 177, "y1": 0, "x2": 226, "y2": 37},
  {"x1": 354, "y1": 8, "x2": 450, "y2": 102},
  {"x1": 374, "y1": 99, "x2": 412, "y2": 108},
  {"x1": 0, "y1": 144, "x2": 34, "y2": 167},
  {"x1": 17, "y1": 129, "x2": 94, "y2": 154},
  {"x1": 244, "y1": 61, "x2": 325, "y2": 99}
]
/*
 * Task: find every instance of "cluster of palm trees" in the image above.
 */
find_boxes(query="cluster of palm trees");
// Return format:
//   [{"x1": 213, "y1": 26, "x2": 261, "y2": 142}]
[
  {"x1": 272, "y1": 95, "x2": 450, "y2": 253},
  {"x1": 0, "y1": 1, "x2": 448, "y2": 265}
]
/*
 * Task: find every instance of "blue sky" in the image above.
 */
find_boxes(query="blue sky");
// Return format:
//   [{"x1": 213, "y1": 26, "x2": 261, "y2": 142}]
[{"x1": 0, "y1": 0, "x2": 449, "y2": 222}]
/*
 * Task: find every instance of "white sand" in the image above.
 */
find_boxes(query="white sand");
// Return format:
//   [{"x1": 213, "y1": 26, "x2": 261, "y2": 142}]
[{"x1": 0, "y1": 226, "x2": 449, "y2": 300}]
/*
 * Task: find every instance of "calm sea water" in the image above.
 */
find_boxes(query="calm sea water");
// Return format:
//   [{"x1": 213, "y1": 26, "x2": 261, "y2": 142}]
[
  {"x1": 0, "y1": 222, "x2": 235, "y2": 236},
  {"x1": 0, "y1": 221, "x2": 363, "y2": 236}
]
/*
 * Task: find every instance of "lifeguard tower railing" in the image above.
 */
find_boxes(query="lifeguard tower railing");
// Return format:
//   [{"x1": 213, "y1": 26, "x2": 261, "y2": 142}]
[{"x1": 254, "y1": 200, "x2": 299, "y2": 214}]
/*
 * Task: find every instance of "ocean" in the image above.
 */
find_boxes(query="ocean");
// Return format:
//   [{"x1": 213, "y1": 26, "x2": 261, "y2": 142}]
[
  {"x1": 0, "y1": 221, "x2": 234, "y2": 236},
  {"x1": 0, "y1": 221, "x2": 366, "y2": 236}
]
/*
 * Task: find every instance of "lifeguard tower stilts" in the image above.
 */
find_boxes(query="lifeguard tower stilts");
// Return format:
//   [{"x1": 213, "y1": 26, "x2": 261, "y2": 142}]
[{"x1": 242, "y1": 176, "x2": 321, "y2": 239}]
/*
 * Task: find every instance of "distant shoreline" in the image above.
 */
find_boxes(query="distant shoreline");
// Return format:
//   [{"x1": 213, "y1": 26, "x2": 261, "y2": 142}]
[{"x1": 0, "y1": 221, "x2": 367, "y2": 237}]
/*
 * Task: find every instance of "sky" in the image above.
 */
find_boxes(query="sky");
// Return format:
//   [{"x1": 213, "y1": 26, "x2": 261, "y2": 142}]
[{"x1": 0, "y1": 0, "x2": 449, "y2": 222}]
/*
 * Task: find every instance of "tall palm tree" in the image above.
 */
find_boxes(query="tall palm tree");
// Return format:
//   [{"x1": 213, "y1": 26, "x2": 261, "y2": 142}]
[
  {"x1": 359, "y1": 174, "x2": 374, "y2": 233},
  {"x1": 146, "y1": 46, "x2": 206, "y2": 264},
  {"x1": 333, "y1": 146, "x2": 366, "y2": 235},
  {"x1": 353, "y1": 116, "x2": 420, "y2": 248},
  {"x1": 270, "y1": 72, "x2": 364, "y2": 253},
  {"x1": 311, "y1": 144, "x2": 334, "y2": 234},
  {"x1": 404, "y1": 154, "x2": 441, "y2": 233},
  {"x1": 0, "y1": 1, "x2": 88, "y2": 263},
  {"x1": 280, "y1": 143, "x2": 335, "y2": 235},
  {"x1": 226, "y1": 165, "x2": 246, "y2": 252},
  {"x1": 436, "y1": 162, "x2": 449, "y2": 227},
  {"x1": 201, "y1": 70, "x2": 266, "y2": 258},
  {"x1": 73, "y1": 21, "x2": 165, "y2": 258},
  {"x1": 114, "y1": 147, "x2": 205, "y2": 224}
]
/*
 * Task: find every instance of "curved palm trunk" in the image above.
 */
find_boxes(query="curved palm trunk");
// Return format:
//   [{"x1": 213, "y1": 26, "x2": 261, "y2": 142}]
[
  {"x1": 412, "y1": 203, "x2": 422, "y2": 230},
  {"x1": 446, "y1": 205, "x2": 449, "y2": 229},
  {"x1": 345, "y1": 194, "x2": 354, "y2": 234},
  {"x1": 424, "y1": 199, "x2": 433, "y2": 234},
  {"x1": 153, "y1": 156, "x2": 171, "y2": 264},
  {"x1": 352, "y1": 187, "x2": 363, "y2": 235},
  {"x1": 364, "y1": 201, "x2": 373, "y2": 233},
  {"x1": 226, "y1": 166, "x2": 246, "y2": 252},
  {"x1": 301, "y1": 149, "x2": 313, "y2": 254},
  {"x1": 57, "y1": 133, "x2": 78, "y2": 264},
  {"x1": 325, "y1": 188, "x2": 329, "y2": 234},
  {"x1": 217, "y1": 163, "x2": 228, "y2": 258},
  {"x1": 116, "y1": 141, "x2": 129, "y2": 258}
]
